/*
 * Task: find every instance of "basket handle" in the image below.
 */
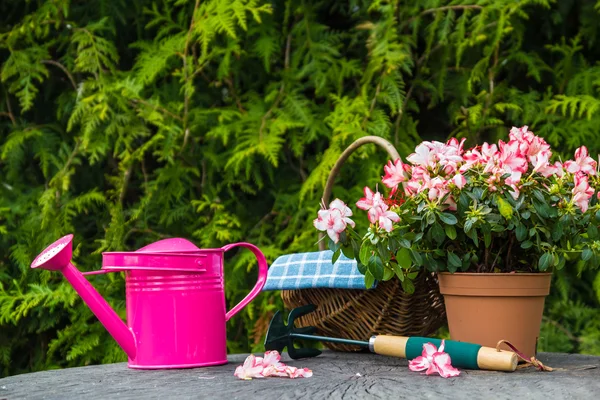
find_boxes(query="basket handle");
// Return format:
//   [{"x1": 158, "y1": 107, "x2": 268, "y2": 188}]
[{"x1": 319, "y1": 136, "x2": 401, "y2": 251}]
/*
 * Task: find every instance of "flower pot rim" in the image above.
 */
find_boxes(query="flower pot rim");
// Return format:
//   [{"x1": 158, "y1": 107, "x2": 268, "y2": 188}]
[{"x1": 438, "y1": 272, "x2": 553, "y2": 276}]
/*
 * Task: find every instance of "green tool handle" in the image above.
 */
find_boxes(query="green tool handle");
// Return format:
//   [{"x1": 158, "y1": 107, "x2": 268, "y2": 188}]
[
  {"x1": 371, "y1": 335, "x2": 518, "y2": 372},
  {"x1": 290, "y1": 333, "x2": 369, "y2": 348}
]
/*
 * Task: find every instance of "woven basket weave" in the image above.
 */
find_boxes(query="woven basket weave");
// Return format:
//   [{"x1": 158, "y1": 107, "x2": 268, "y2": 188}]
[{"x1": 281, "y1": 136, "x2": 447, "y2": 351}]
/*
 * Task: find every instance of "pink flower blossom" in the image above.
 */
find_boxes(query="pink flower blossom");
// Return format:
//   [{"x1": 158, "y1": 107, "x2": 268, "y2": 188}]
[
  {"x1": 408, "y1": 340, "x2": 460, "y2": 378},
  {"x1": 564, "y1": 146, "x2": 597, "y2": 176},
  {"x1": 356, "y1": 187, "x2": 385, "y2": 211},
  {"x1": 368, "y1": 205, "x2": 400, "y2": 232},
  {"x1": 498, "y1": 140, "x2": 528, "y2": 176},
  {"x1": 234, "y1": 351, "x2": 313, "y2": 380},
  {"x1": 537, "y1": 161, "x2": 563, "y2": 178},
  {"x1": 329, "y1": 199, "x2": 356, "y2": 228},
  {"x1": 572, "y1": 173, "x2": 595, "y2": 213},
  {"x1": 407, "y1": 143, "x2": 437, "y2": 169},
  {"x1": 460, "y1": 143, "x2": 498, "y2": 172},
  {"x1": 313, "y1": 209, "x2": 346, "y2": 243},
  {"x1": 426, "y1": 177, "x2": 449, "y2": 202},
  {"x1": 314, "y1": 199, "x2": 356, "y2": 243},
  {"x1": 446, "y1": 137, "x2": 467, "y2": 154},
  {"x1": 382, "y1": 158, "x2": 409, "y2": 189},
  {"x1": 451, "y1": 173, "x2": 466, "y2": 189},
  {"x1": 509, "y1": 126, "x2": 552, "y2": 163}
]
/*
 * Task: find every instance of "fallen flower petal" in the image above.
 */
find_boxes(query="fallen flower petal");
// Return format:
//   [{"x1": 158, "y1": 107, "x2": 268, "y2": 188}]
[
  {"x1": 234, "y1": 354, "x2": 266, "y2": 380},
  {"x1": 234, "y1": 351, "x2": 313, "y2": 380},
  {"x1": 431, "y1": 352, "x2": 461, "y2": 378}
]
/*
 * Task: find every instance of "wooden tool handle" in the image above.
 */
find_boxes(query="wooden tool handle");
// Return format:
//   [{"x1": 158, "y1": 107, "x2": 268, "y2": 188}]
[
  {"x1": 372, "y1": 335, "x2": 518, "y2": 372},
  {"x1": 371, "y1": 335, "x2": 409, "y2": 358}
]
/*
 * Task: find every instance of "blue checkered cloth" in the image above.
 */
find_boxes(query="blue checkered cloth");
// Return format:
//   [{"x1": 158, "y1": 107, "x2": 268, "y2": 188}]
[{"x1": 263, "y1": 250, "x2": 376, "y2": 290}]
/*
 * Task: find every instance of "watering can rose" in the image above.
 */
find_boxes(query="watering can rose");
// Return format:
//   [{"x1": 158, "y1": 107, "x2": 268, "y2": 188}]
[{"x1": 314, "y1": 126, "x2": 600, "y2": 292}]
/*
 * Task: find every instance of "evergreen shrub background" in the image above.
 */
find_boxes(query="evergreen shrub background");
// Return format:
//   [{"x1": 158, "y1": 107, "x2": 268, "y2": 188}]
[{"x1": 1, "y1": 0, "x2": 600, "y2": 377}]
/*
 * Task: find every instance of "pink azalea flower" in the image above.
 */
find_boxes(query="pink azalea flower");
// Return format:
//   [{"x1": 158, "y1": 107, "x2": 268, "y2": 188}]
[
  {"x1": 572, "y1": 173, "x2": 594, "y2": 213},
  {"x1": 564, "y1": 146, "x2": 597, "y2": 175},
  {"x1": 407, "y1": 143, "x2": 437, "y2": 169},
  {"x1": 460, "y1": 143, "x2": 498, "y2": 172},
  {"x1": 313, "y1": 208, "x2": 346, "y2": 243},
  {"x1": 446, "y1": 137, "x2": 467, "y2": 154},
  {"x1": 356, "y1": 187, "x2": 385, "y2": 211},
  {"x1": 382, "y1": 158, "x2": 409, "y2": 189},
  {"x1": 536, "y1": 160, "x2": 563, "y2": 178},
  {"x1": 368, "y1": 205, "x2": 400, "y2": 232},
  {"x1": 408, "y1": 340, "x2": 460, "y2": 378},
  {"x1": 234, "y1": 354, "x2": 266, "y2": 380},
  {"x1": 329, "y1": 199, "x2": 356, "y2": 228},
  {"x1": 451, "y1": 173, "x2": 466, "y2": 189},
  {"x1": 498, "y1": 140, "x2": 528, "y2": 175},
  {"x1": 426, "y1": 177, "x2": 449, "y2": 202}
]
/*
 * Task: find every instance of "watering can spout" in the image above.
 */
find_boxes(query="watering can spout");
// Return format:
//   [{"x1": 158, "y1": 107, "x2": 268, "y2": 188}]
[{"x1": 31, "y1": 235, "x2": 137, "y2": 360}]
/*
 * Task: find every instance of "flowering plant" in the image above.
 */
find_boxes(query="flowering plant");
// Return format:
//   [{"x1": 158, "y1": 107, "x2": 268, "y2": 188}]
[{"x1": 314, "y1": 127, "x2": 600, "y2": 292}]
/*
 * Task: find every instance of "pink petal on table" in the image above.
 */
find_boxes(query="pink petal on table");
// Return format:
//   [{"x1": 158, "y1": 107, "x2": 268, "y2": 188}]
[
  {"x1": 408, "y1": 356, "x2": 430, "y2": 372},
  {"x1": 432, "y1": 352, "x2": 461, "y2": 378}
]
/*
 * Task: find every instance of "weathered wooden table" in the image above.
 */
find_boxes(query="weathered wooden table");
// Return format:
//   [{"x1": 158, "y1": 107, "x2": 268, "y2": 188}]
[{"x1": 1, "y1": 351, "x2": 599, "y2": 399}]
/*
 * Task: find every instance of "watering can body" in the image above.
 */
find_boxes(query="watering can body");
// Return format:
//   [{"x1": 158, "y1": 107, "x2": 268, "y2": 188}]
[{"x1": 31, "y1": 235, "x2": 269, "y2": 369}]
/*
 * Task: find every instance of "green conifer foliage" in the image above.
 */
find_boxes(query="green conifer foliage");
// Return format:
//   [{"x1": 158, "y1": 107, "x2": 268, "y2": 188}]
[{"x1": 1, "y1": 0, "x2": 600, "y2": 376}]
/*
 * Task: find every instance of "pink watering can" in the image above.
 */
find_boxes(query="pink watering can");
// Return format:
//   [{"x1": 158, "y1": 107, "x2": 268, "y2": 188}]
[{"x1": 30, "y1": 234, "x2": 268, "y2": 369}]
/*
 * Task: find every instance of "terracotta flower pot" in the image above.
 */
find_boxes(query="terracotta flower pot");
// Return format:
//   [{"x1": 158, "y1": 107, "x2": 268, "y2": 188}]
[{"x1": 437, "y1": 272, "x2": 552, "y2": 358}]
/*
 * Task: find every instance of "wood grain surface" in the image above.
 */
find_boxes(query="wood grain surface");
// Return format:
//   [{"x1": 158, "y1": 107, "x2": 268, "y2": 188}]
[{"x1": 1, "y1": 351, "x2": 599, "y2": 399}]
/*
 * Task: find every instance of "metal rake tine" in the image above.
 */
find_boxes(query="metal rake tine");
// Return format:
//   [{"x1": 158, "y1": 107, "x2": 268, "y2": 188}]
[
  {"x1": 293, "y1": 326, "x2": 317, "y2": 335},
  {"x1": 288, "y1": 345, "x2": 322, "y2": 360},
  {"x1": 286, "y1": 303, "x2": 317, "y2": 327}
]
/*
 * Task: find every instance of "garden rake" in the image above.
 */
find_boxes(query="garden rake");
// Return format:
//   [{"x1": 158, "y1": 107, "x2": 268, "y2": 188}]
[{"x1": 264, "y1": 304, "x2": 519, "y2": 372}]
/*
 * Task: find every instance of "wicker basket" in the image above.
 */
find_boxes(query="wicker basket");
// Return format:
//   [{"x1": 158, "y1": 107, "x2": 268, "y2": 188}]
[{"x1": 281, "y1": 136, "x2": 447, "y2": 351}]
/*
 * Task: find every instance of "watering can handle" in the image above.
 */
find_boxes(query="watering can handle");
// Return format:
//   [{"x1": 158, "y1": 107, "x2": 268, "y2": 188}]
[{"x1": 222, "y1": 242, "x2": 269, "y2": 321}]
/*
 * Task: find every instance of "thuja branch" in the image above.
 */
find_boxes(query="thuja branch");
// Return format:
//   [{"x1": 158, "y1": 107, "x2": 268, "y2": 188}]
[
  {"x1": 259, "y1": 32, "x2": 292, "y2": 140},
  {"x1": 181, "y1": 0, "x2": 201, "y2": 153},
  {"x1": 41, "y1": 60, "x2": 77, "y2": 90}
]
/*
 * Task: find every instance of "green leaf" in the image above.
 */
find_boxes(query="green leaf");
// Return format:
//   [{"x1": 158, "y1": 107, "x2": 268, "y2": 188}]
[
  {"x1": 464, "y1": 218, "x2": 474, "y2": 233},
  {"x1": 439, "y1": 212, "x2": 458, "y2": 225},
  {"x1": 410, "y1": 250, "x2": 424, "y2": 266},
  {"x1": 359, "y1": 245, "x2": 371, "y2": 265},
  {"x1": 447, "y1": 252, "x2": 462, "y2": 273},
  {"x1": 392, "y1": 263, "x2": 405, "y2": 281},
  {"x1": 357, "y1": 261, "x2": 367, "y2": 274},
  {"x1": 368, "y1": 255, "x2": 384, "y2": 280},
  {"x1": 383, "y1": 266, "x2": 395, "y2": 280},
  {"x1": 516, "y1": 224, "x2": 527, "y2": 241},
  {"x1": 329, "y1": 239, "x2": 341, "y2": 253},
  {"x1": 539, "y1": 252, "x2": 553, "y2": 271},
  {"x1": 364, "y1": 271, "x2": 375, "y2": 289},
  {"x1": 588, "y1": 224, "x2": 599, "y2": 240},
  {"x1": 445, "y1": 224, "x2": 457, "y2": 240},
  {"x1": 377, "y1": 241, "x2": 390, "y2": 262},
  {"x1": 397, "y1": 247, "x2": 412, "y2": 269},
  {"x1": 341, "y1": 244, "x2": 354, "y2": 259},
  {"x1": 497, "y1": 196, "x2": 513, "y2": 219},
  {"x1": 398, "y1": 238, "x2": 411, "y2": 248},
  {"x1": 582, "y1": 248, "x2": 593, "y2": 261},
  {"x1": 351, "y1": 239, "x2": 361, "y2": 261},
  {"x1": 467, "y1": 228, "x2": 479, "y2": 247},
  {"x1": 483, "y1": 231, "x2": 491, "y2": 248},
  {"x1": 552, "y1": 222, "x2": 564, "y2": 241},
  {"x1": 401, "y1": 278, "x2": 415, "y2": 294},
  {"x1": 432, "y1": 223, "x2": 445, "y2": 245},
  {"x1": 521, "y1": 240, "x2": 534, "y2": 249},
  {"x1": 332, "y1": 249, "x2": 341, "y2": 264},
  {"x1": 532, "y1": 189, "x2": 546, "y2": 203}
]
